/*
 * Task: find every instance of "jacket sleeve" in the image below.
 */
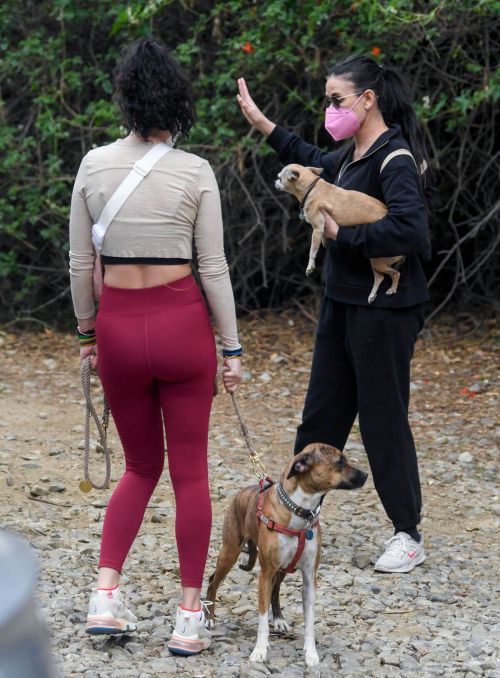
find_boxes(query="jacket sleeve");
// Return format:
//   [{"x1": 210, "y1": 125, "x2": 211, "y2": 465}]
[
  {"x1": 336, "y1": 157, "x2": 431, "y2": 259},
  {"x1": 266, "y1": 124, "x2": 347, "y2": 176}
]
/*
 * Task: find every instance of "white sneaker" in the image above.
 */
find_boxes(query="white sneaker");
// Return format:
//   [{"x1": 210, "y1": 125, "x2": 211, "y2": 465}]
[
  {"x1": 85, "y1": 587, "x2": 138, "y2": 634},
  {"x1": 167, "y1": 605, "x2": 212, "y2": 656},
  {"x1": 374, "y1": 532, "x2": 426, "y2": 573}
]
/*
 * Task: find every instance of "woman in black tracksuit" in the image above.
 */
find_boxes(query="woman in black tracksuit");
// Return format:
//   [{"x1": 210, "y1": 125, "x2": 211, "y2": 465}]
[{"x1": 237, "y1": 55, "x2": 431, "y2": 573}]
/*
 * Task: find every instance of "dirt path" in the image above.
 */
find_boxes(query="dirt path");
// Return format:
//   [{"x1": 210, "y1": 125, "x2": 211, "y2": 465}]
[{"x1": 0, "y1": 314, "x2": 498, "y2": 677}]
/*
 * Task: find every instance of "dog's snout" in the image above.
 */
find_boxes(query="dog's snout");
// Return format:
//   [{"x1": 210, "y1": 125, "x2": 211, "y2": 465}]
[
  {"x1": 351, "y1": 469, "x2": 368, "y2": 488},
  {"x1": 336, "y1": 467, "x2": 368, "y2": 490}
]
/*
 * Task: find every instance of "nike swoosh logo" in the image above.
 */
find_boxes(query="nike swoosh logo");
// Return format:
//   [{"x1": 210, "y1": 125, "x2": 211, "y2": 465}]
[{"x1": 408, "y1": 550, "x2": 417, "y2": 558}]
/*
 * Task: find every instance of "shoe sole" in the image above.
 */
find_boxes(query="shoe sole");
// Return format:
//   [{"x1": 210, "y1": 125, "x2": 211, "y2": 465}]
[
  {"x1": 86, "y1": 615, "x2": 137, "y2": 635},
  {"x1": 375, "y1": 552, "x2": 426, "y2": 573},
  {"x1": 167, "y1": 635, "x2": 210, "y2": 655}
]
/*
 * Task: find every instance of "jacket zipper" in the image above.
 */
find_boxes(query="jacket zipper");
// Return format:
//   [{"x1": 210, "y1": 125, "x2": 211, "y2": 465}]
[{"x1": 336, "y1": 139, "x2": 390, "y2": 185}]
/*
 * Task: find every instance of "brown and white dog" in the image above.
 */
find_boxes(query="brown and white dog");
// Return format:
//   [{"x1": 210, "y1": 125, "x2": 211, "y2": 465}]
[
  {"x1": 205, "y1": 443, "x2": 367, "y2": 667},
  {"x1": 275, "y1": 164, "x2": 405, "y2": 303}
]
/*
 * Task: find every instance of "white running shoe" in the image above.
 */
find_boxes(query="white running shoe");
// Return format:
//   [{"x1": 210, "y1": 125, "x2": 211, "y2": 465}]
[
  {"x1": 85, "y1": 587, "x2": 138, "y2": 634},
  {"x1": 167, "y1": 605, "x2": 212, "y2": 656},
  {"x1": 374, "y1": 532, "x2": 426, "y2": 573}
]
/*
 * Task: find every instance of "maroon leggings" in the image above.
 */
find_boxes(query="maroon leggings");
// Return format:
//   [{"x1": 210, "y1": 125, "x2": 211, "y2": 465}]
[{"x1": 95, "y1": 275, "x2": 217, "y2": 588}]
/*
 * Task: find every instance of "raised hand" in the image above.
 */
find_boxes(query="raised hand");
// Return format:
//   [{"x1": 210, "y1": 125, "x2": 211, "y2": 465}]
[{"x1": 236, "y1": 77, "x2": 276, "y2": 136}]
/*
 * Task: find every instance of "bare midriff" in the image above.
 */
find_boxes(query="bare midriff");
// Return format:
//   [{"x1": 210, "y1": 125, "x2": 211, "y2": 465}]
[{"x1": 103, "y1": 263, "x2": 192, "y2": 289}]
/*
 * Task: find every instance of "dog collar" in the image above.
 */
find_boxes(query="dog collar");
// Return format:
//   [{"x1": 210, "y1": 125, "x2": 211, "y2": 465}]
[
  {"x1": 298, "y1": 177, "x2": 321, "y2": 221},
  {"x1": 276, "y1": 482, "x2": 323, "y2": 523}
]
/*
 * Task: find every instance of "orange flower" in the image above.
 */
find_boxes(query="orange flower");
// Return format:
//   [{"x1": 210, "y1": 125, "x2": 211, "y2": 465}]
[
  {"x1": 242, "y1": 41, "x2": 254, "y2": 54},
  {"x1": 371, "y1": 46, "x2": 381, "y2": 57}
]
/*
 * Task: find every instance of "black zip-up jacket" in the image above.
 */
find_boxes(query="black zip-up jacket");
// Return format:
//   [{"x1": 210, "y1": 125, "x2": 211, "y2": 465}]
[{"x1": 267, "y1": 124, "x2": 431, "y2": 307}]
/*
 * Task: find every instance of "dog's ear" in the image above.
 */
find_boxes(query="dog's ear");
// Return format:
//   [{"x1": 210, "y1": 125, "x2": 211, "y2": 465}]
[
  {"x1": 286, "y1": 168, "x2": 300, "y2": 181},
  {"x1": 306, "y1": 167, "x2": 323, "y2": 176},
  {"x1": 287, "y1": 452, "x2": 314, "y2": 479}
]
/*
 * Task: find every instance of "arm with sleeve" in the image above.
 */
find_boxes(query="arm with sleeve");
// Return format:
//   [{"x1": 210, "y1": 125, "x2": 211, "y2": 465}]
[
  {"x1": 266, "y1": 125, "x2": 347, "y2": 176},
  {"x1": 336, "y1": 158, "x2": 431, "y2": 258},
  {"x1": 69, "y1": 155, "x2": 96, "y2": 320},
  {"x1": 194, "y1": 161, "x2": 240, "y2": 351}
]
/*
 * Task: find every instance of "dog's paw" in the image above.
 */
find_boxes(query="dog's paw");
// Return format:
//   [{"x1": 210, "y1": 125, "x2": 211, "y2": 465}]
[
  {"x1": 273, "y1": 617, "x2": 291, "y2": 633},
  {"x1": 304, "y1": 647, "x2": 320, "y2": 667},
  {"x1": 385, "y1": 288, "x2": 397, "y2": 296},
  {"x1": 306, "y1": 265, "x2": 315, "y2": 276},
  {"x1": 205, "y1": 617, "x2": 215, "y2": 630},
  {"x1": 368, "y1": 292, "x2": 377, "y2": 303},
  {"x1": 250, "y1": 646, "x2": 268, "y2": 663}
]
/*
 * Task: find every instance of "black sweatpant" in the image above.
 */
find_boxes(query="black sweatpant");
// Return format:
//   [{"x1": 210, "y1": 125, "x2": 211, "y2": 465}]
[{"x1": 294, "y1": 297, "x2": 425, "y2": 533}]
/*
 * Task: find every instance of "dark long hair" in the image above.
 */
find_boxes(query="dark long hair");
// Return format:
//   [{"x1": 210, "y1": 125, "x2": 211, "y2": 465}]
[
  {"x1": 328, "y1": 55, "x2": 429, "y2": 182},
  {"x1": 114, "y1": 38, "x2": 195, "y2": 140}
]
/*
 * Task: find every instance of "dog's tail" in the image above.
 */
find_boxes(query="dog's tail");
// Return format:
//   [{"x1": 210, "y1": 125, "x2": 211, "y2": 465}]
[{"x1": 239, "y1": 539, "x2": 258, "y2": 571}]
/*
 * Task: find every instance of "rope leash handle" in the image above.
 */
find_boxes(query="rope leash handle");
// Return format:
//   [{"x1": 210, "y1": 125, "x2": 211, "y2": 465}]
[
  {"x1": 230, "y1": 392, "x2": 267, "y2": 478},
  {"x1": 80, "y1": 357, "x2": 111, "y2": 491}
]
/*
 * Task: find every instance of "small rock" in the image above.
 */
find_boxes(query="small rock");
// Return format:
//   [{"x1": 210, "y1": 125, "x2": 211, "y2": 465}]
[
  {"x1": 458, "y1": 452, "x2": 474, "y2": 463},
  {"x1": 49, "y1": 447, "x2": 65, "y2": 456},
  {"x1": 380, "y1": 653, "x2": 400, "y2": 667},
  {"x1": 352, "y1": 551, "x2": 371, "y2": 569},
  {"x1": 468, "y1": 380, "x2": 489, "y2": 393},
  {"x1": 259, "y1": 371, "x2": 272, "y2": 383},
  {"x1": 232, "y1": 603, "x2": 254, "y2": 615},
  {"x1": 49, "y1": 484, "x2": 66, "y2": 493},
  {"x1": 28, "y1": 485, "x2": 49, "y2": 497},
  {"x1": 151, "y1": 513, "x2": 163, "y2": 523},
  {"x1": 42, "y1": 359, "x2": 57, "y2": 370}
]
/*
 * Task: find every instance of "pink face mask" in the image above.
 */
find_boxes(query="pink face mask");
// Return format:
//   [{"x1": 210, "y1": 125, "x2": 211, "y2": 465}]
[{"x1": 324, "y1": 95, "x2": 363, "y2": 141}]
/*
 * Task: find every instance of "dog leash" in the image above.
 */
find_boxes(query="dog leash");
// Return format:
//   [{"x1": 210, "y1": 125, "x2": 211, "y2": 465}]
[
  {"x1": 229, "y1": 393, "x2": 267, "y2": 479},
  {"x1": 79, "y1": 356, "x2": 111, "y2": 492}
]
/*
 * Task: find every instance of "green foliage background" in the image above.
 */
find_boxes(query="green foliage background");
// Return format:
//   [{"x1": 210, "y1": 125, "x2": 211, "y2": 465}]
[{"x1": 0, "y1": 0, "x2": 498, "y2": 325}]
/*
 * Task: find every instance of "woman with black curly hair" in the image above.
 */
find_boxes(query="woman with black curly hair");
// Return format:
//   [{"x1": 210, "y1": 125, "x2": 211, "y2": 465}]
[{"x1": 69, "y1": 38, "x2": 241, "y2": 655}]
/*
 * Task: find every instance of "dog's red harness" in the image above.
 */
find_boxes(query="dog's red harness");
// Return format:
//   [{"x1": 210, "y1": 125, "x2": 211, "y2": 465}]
[{"x1": 256, "y1": 477, "x2": 319, "y2": 574}]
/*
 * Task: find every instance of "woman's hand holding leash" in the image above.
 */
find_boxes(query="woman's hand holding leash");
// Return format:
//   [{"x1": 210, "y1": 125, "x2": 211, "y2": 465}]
[
  {"x1": 223, "y1": 357, "x2": 242, "y2": 393},
  {"x1": 80, "y1": 345, "x2": 98, "y2": 372}
]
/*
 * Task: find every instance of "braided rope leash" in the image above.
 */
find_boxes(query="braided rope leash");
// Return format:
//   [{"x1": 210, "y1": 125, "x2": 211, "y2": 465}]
[
  {"x1": 79, "y1": 356, "x2": 111, "y2": 492},
  {"x1": 229, "y1": 392, "x2": 267, "y2": 479}
]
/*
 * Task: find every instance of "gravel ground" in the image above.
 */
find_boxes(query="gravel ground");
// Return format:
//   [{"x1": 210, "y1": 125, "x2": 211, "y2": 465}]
[{"x1": 0, "y1": 315, "x2": 498, "y2": 677}]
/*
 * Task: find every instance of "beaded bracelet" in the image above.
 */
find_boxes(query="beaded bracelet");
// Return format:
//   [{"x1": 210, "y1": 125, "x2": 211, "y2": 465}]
[{"x1": 76, "y1": 327, "x2": 97, "y2": 347}]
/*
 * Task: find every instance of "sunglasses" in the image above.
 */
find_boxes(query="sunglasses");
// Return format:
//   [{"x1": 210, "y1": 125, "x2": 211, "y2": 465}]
[{"x1": 324, "y1": 91, "x2": 363, "y2": 109}]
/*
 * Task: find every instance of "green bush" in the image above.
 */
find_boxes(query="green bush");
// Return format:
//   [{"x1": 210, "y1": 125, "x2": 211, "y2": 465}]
[{"x1": 0, "y1": 0, "x2": 498, "y2": 325}]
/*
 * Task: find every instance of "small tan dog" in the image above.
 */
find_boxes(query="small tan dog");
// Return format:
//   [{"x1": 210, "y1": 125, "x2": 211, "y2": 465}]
[
  {"x1": 275, "y1": 164, "x2": 405, "y2": 303},
  {"x1": 205, "y1": 443, "x2": 367, "y2": 667}
]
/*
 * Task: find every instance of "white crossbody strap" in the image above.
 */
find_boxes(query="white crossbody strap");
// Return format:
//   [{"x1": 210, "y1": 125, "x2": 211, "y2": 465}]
[{"x1": 92, "y1": 142, "x2": 172, "y2": 252}]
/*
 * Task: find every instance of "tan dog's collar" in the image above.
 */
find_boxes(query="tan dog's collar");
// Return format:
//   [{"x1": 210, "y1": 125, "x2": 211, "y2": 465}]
[{"x1": 299, "y1": 177, "x2": 321, "y2": 221}]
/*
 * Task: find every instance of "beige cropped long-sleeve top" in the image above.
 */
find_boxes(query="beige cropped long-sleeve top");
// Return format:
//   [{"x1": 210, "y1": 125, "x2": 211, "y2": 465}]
[{"x1": 69, "y1": 136, "x2": 240, "y2": 350}]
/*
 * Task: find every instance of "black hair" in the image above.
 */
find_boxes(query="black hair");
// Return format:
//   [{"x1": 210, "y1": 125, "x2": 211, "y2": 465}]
[
  {"x1": 328, "y1": 55, "x2": 429, "y2": 183},
  {"x1": 114, "y1": 38, "x2": 195, "y2": 140}
]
